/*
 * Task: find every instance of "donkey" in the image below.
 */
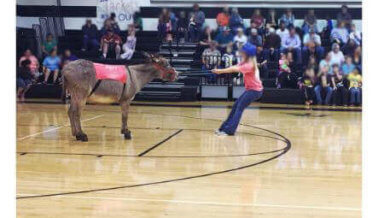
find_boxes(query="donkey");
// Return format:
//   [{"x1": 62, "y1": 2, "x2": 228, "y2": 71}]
[{"x1": 62, "y1": 53, "x2": 177, "y2": 142}]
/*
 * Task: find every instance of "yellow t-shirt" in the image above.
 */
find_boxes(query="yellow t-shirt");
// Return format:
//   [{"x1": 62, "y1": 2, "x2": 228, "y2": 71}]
[{"x1": 348, "y1": 74, "x2": 362, "y2": 89}]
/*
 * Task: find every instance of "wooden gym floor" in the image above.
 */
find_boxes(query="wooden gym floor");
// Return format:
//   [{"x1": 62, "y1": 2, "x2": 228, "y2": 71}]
[{"x1": 16, "y1": 102, "x2": 361, "y2": 218}]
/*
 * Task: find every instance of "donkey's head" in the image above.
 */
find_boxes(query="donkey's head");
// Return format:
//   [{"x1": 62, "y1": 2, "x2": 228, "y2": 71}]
[{"x1": 143, "y1": 52, "x2": 178, "y2": 82}]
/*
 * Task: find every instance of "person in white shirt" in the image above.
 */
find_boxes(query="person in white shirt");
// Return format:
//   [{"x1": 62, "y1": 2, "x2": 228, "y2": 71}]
[
  {"x1": 302, "y1": 28, "x2": 324, "y2": 65},
  {"x1": 331, "y1": 22, "x2": 349, "y2": 46},
  {"x1": 120, "y1": 25, "x2": 137, "y2": 60},
  {"x1": 233, "y1": 28, "x2": 248, "y2": 46},
  {"x1": 329, "y1": 43, "x2": 345, "y2": 66},
  {"x1": 349, "y1": 23, "x2": 362, "y2": 46},
  {"x1": 276, "y1": 21, "x2": 289, "y2": 40}
]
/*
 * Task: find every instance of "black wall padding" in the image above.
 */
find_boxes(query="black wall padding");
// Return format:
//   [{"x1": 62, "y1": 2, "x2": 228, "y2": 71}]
[
  {"x1": 17, "y1": 5, "x2": 97, "y2": 17},
  {"x1": 17, "y1": 5, "x2": 361, "y2": 19}
]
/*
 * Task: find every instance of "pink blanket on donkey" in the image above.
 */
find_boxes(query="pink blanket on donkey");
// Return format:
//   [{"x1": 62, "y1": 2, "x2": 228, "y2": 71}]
[{"x1": 93, "y1": 63, "x2": 128, "y2": 83}]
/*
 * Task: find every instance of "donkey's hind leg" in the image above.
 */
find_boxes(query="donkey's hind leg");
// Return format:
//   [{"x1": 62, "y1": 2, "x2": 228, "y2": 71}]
[
  {"x1": 120, "y1": 100, "x2": 132, "y2": 139},
  {"x1": 71, "y1": 92, "x2": 88, "y2": 142},
  {"x1": 68, "y1": 103, "x2": 77, "y2": 136}
]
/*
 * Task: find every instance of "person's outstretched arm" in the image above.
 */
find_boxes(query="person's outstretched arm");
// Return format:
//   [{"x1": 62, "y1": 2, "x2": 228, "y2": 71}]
[{"x1": 212, "y1": 65, "x2": 240, "y2": 74}]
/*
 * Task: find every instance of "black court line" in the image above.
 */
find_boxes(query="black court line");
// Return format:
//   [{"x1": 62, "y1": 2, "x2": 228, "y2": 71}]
[
  {"x1": 16, "y1": 112, "x2": 291, "y2": 200},
  {"x1": 137, "y1": 129, "x2": 183, "y2": 157}
]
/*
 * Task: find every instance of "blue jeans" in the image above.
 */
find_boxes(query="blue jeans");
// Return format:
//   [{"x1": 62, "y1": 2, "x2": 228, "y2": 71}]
[
  {"x1": 188, "y1": 24, "x2": 201, "y2": 42},
  {"x1": 83, "y1": 35, "x2": 100, "y2": 50},
  {"x1": 314, "y1": 85, "x2": 333, "y2": 105},
  {"x1": 219, "y1": 89, "x2": 263, "y2": 135},
  {"x1": 349, "y1": 87, "x2": 362, "y2": 105}
]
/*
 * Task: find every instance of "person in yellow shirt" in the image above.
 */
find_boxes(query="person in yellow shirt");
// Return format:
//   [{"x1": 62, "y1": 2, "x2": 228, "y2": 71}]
[{"x1": 348, "y1": 69, "x2": 362, "y2": 106}]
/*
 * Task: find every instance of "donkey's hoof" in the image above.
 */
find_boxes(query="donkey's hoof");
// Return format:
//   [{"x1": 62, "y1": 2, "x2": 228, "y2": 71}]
[
  {"x1": 124, "y1": 132, "x2": 132, "y2": 140},
  {"x1": 76, "y1": 134, "x2": 88, "y2": 142}
]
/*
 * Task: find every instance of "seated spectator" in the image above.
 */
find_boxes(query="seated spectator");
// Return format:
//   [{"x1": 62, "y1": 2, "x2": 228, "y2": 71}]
[
  {"x1": 302, "y1": 28, "x2": 324, "y2": 65},
  {"x1": 342, "y1": 39, "x2": 358, "y2": 57},
  {"x1": 348, "y1": 69, "x2": 362, "y2": 106},
  {"x1": 319, "y1": 53, "x2": 333, "y2": 75},
  {"x1": 329, "y1": 43, "x2": 345, "y2": 66},
  {"x1": 277, "y1": 53, "x2": 291, "y2": 88},
  {"x1": 17, "y1": 59, "x2": 35, "y2": 101},
  {"x1": 331, "y1": 22, "x2": 349, "y2": 46},
  {"x1": 341, "y1": 56, "x2": 356, "y2": 75},
  {"x1": 263, "y1": 28, "x2": 281, "y2": 62},
  {"x1": 42, "y1": 33, "x2": 57, "y2": 56},
  {"x1": 337, "y1": 5, "x2": 352, "y2": 29},
  {"x1": 256, "y1": 46, "x2": 268, "y2": 79},
  {"x1": 100, "y1": 29, "x2": 122, "y2": 59},
  {"x1": 280, "y1": 9, "x2": 295, "y2": 27},
  {"x1": 266, "y1": 9, "x2": 277, "y2": 28},
  {"x1": 202, "y1": 41, "x2": 221, "y2": 69},
  {"x1": 157, "y1": 8, "x2": 173, "y2": 42},
  {"x1": 276, "y1": 21, "x2": 289, "y2": 40},
  {"x1": 251, "y1": 9, "x2": 264, "y2": 30},
  {"x1": 133, "y1": 12, "x2": 143, "y2": 31},
  {"x1": 199, "y1": 26, "x2": 215, "y2": 47},
  {"x1": 81, "y1": 19, "x2": 99, "y2": 51},
  {"x1": 302, "y1": 9, "x2": 318, "y2": 34},
  {"x1": 353, "y1": 46, "x2": 362, "y2": 72},
  {"x1": 42, "y1": 49, "x2": 61, "y2": 84},
  {"x1": 248, "y1": 28, "x2": 263, "y2": 47},
  {"x1": 233, "y1": 28, "x2": 248, "y2": 46},
  {"x1": 330, "y1": 64, "x2": 348, "y2": 106},
  {"x1": 202, "y1": 41, "x2": 221, "y2": 83},
  {"x1": 307, "y1": 55, "x2": 319, "y2": 73},
  {"x1": 299, "y1": 67, "x2": 317, "y2": 106},
  {"x1": 349, "y1": 23, "x2": 362, "y2": 46},
  {"x1": 281, "y1": 27, "x2": 302, "y2": 64},
  {"x1": 229, "y1": 8, "x2": 244, "y2": 34},
  {"x1": 222, "y1": 44, "x2": 235, "y2": 68},
  {"x1": 216, "y1": 6, "x2": 230, "y2": 31},
  {"x1": 314, "y1": 66, "x2": 333, "y2": 105},
  {"x1": 215, "y1": 27, "x2": 233, "y2": 49},
  {"x1": 176, "y1": 11, "x2": 189, "y2": 43},
  {"x1": 104, "y1": 12, "x2": 120, "y2": 35},
  {"x1": 188, "y1": 3, "x2": 205, "y2": 42},
  {"x1": 61, "y1": 49, "x2": 78, "y2": 68},
  {"x1": 121, "y1": 25, "x2": 137, "y2": 60},
  {"x1": 19, "y1": 49, "x2": 39, "y2": 77},
  {"x1": 100, "y1": 18, "x2": 113, "y2": 37}
]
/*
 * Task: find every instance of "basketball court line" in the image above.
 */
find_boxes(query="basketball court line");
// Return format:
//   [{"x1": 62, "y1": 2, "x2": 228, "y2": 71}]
[
  {"x1": 15, "y1": 194, "x2": 360, "y2": 212},
  {"x1": 17, "y1": 114, "x2": 104, "y2": 141}
]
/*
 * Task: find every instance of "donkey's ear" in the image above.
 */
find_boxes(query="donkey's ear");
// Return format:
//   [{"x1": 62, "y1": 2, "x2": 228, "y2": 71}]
[
  {"x1": 141, "y1": 51, "x2": 153, "y2": 62},
  {"x1": 151, "y1": 53, "x2": 162, "y2": 63}
]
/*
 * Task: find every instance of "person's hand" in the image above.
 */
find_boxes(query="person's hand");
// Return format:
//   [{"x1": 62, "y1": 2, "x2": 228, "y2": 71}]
[{"x1": 211, "y1": 69, "x2": 221, "y2": 74}]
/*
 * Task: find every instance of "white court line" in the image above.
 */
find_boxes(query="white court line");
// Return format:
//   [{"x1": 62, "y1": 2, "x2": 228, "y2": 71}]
[
  {"x1": 16, "y1": 194, "x2": 360, "y2": 212},
  {"x1": 17, "y1": 115, "x2": 104, "y2": 141}
]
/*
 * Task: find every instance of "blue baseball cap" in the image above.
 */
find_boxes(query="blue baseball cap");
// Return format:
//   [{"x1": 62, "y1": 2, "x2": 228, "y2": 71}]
[{"x1": 241, "y1": 43, "x2": 257, "y2": 57}]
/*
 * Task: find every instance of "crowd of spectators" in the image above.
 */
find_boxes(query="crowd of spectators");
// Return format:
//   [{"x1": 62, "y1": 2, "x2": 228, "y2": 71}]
[
  {"x1": 157, "y1": 4, "x2": 362, "y2": 106},
  {"x1": 17, "y1": 12, "x2": 140, "y2": 101},
  {"x1": 82, "y1": 13, "x2": 138, "y2": 60}
]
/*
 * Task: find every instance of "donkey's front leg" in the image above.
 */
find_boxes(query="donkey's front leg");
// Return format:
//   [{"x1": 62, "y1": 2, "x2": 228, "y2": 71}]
[{"x1": 120, "y1": 100, "x2": 132, "y2": 139}]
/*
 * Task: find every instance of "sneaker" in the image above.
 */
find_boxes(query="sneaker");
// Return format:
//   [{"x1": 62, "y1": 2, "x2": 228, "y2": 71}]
[{"x1": 215, "y1": 131, "x2": 229, "y2": 136}]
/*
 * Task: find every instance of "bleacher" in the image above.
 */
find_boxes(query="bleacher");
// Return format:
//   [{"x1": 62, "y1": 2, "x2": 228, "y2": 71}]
[{"x1": 16, "y1": 2, "x2": 362, "y2": 104}]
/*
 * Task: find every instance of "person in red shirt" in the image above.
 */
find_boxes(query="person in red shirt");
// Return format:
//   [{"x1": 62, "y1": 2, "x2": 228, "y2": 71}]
[
  {"x1": 212, "y1": 43, "x2": 263, "y2": 136},
  {"x1": 216, "y1": 6, "x2": 230, "y2": 30},
  {"x1": 100, "y1": 29, "x2": 122, "y2": 59},
  {"x1": 251, "y1": 9, "x2": 264, "y2": 30}
]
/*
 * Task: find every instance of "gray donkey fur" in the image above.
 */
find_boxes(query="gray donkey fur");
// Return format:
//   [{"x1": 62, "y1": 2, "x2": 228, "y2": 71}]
[{"x1": 62, "y1": 54, "x2": 177, "y2": 141}]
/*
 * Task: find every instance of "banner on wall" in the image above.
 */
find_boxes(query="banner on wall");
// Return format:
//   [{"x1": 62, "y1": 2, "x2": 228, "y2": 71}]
[{"x1": 96, "y1": 0, "x2": 140, "y2": 29}]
